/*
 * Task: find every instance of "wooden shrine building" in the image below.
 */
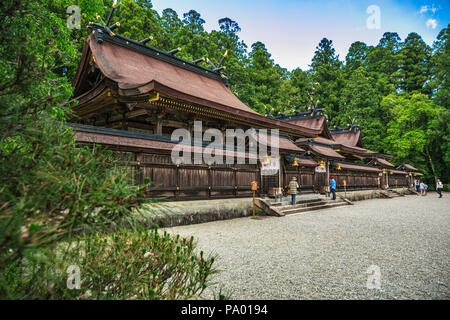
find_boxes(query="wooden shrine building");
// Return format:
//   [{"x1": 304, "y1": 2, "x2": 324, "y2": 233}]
[{"x1": 69, "y1": 11, "x2": 421, "y2": 201}]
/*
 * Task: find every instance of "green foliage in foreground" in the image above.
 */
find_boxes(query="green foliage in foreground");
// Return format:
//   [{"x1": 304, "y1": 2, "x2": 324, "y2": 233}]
[
  {"x1": 4, "y1": 228, "x2": 216, "y2": 300},
  {"x1": 0, "y1": 0, "x2": 218, "y2": 300}
]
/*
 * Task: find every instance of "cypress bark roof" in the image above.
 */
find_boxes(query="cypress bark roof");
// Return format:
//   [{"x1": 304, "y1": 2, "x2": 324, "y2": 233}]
[
  {"x1": 71, "y1": 27, "x2": 320, "y2": 138},
  {"x1": 334, "y1": 163, "x2": 381, "y2": 173}
]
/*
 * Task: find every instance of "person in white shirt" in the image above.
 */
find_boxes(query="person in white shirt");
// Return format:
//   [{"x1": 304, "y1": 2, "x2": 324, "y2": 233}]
[
  {"x1": 419, "y1": 181, "x2": 425, "y2": 196},
  {"x1": 414, "y1": 179, "x2": 420, "y2": 193},
  {"x1": 436, "y1": 179, "x2": 443, "y2": 198}
]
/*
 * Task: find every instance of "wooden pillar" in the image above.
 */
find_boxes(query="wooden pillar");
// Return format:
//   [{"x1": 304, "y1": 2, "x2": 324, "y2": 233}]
[
  {"x1": 257, "y1": 164, "x2": 262, "y2": 197},
  {"x1": 136, "y1": 153, "x2": 144, "y2": 185},
  {"x1": 156, "y1": 117, "x2": 163, "y2": 135},
  {"x1": 386, "y1": 169, "x2": 389, "y2": 189},
  {"x1": 208, "y1": 166, "x2": 212, "y2": 199},
  {"x1": 233, "y1": 168, "x2": 237, "y2": 197},
  {"x1": 326, "y1": 159, "x2": 330, "y2": 196},
  {"x1": 187, "y1": 120, "x2": 194, "y2": 137},
  {"x1": 175, "y1": 164, "x2": 180, "y2": 200}
]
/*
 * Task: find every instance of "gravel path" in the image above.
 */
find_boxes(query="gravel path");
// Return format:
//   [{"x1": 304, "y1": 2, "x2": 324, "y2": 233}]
[{"x1": 165, "y1": 194, "x2": 450, "y2": 299}]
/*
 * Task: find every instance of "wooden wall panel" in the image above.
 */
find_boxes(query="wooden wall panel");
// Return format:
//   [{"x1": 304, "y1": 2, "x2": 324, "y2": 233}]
[
  {"x1": 120, "y1": 150, "x2": 401, "y2": 200},
  {"x1": 236, "y1": 171, "x2": 257, "y2": 186},
  {"x1": 212, "y1": 169, "x2": 234, "y2": 186},
  {"x1": 179, "y1": 168, "x2": 208, "y2": 187},
  {"x1": 151, "y1": 167, "x2": 176, "y2": 188}
]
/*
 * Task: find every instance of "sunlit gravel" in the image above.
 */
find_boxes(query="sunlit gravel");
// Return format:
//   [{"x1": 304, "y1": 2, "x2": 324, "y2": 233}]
[{"x1": 165, "y1": 194, "x2": 450, "y2": 299}]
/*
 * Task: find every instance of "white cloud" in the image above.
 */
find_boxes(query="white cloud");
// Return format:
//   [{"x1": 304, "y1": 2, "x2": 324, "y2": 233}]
[
  {"x1": 419, "y1": 5, "x2": 437, "y2": 14},
  {"x1": 426, "y1": 18, "x2": 438, "y2": 29}
]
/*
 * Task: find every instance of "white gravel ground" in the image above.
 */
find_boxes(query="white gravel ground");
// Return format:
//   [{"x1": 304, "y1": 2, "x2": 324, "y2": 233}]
[{"x1": 165, "y1": 194, "x2": 450, "y2": 299}]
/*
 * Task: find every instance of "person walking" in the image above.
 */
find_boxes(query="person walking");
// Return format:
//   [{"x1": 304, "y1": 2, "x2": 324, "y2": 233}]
[
  {"x1": 424, "y1": 183, "x2": 428, "y2": 195},
  {"x1": 330, "y1": 176, "x2": 336, "y2": 200},
  {"x1": 419, "y1": 181, "x2": 425, "y2": 196},
  {"x1": 436, "y1": 179, "x2": 443, "y2": 198},
  {"x1": 289, "y1": 177, "x2": 299, "y2": 205},
  {"x1": 415, "y1": 179, "x2": 420, "y2": 193}
]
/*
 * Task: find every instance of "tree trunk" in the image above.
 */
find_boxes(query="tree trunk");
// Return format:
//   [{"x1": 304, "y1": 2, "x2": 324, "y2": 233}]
[{"x1": 424, "y1": 146, "x2": 437, "y2": 180}]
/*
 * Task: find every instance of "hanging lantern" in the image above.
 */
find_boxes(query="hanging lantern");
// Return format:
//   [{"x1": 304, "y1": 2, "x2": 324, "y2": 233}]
[
  {"x1": 382, "y1": 168, "x2": 387, "y2": 174},
  {"x1": 319, "y1": 160, "x2": 325, "y2": 169},
  {"x1": 292, "y1": 157, "x2": 299, "y2": 167},
  {"x1": 413, "y1": 173, "x2": 416, "y2": 176},
  {"x1": 263, "y1": 154, "x2": 271, "y2": 166},
  {"x1": 389, "y1": 170, "x2": 393, "y2": 175},
  {"x1": 408, "y1": 172, "x2": 412, "y2": 176},
  {"x1": 336, "y1": 163, "x2": 341, "y2": 170}
]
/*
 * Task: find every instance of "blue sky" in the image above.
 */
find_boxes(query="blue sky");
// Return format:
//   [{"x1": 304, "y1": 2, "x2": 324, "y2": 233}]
[{"x1": 151, "y1": 0, "x2": 450, "y2": 71}]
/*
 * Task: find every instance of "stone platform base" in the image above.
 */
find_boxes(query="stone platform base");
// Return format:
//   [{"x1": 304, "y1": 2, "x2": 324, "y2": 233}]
[
  {"x1": 136, "y1": 198, "x2": 254, "y2": 228},
  {"x1": 338, "y1": 187, "x2": 410, "y2": 201},
  {"x1": 136, "y1": 188, "x2": 411, "y2": 228}
]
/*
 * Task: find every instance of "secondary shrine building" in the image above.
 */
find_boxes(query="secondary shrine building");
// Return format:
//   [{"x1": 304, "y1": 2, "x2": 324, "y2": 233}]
[{"x1": 69, "y1": 22, "x2": 422, "y2": 201}]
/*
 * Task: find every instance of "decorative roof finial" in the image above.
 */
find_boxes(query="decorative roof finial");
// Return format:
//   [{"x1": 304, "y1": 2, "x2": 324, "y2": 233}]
[
  {"x1": 167, "y1": 47, "x2": 182, "y2": 55},
  {"x1": 139, "y1": 36, "x2": 154, "y2": 45},
  {"x1": 218, "y1": 50, "x2": 228, "y2": 67},
  {"x1": 106, "y1": 0, "x2": 118, "y2": 26},
  {"x1": 205, "y1": 57, "x2": 217, "y2": 69},
  {"x1": 192, "y1": 57, "x2": 205, "y2": 64}
]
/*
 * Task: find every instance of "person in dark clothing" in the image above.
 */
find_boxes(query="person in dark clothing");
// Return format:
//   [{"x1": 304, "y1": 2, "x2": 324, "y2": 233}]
[
  {"x1": 436, "y1": 179, "x2": 443, "y2": 198},
  {"x1": 330, "y1": 176, "x2": 336, "y2": 200}
]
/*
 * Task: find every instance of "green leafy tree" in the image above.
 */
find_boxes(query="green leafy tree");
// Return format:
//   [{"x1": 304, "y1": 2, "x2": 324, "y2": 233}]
[
  {"x1": 430, "y1": 24, "x2": 450, "y2": 110},
  {"x1": 309, "y1": 38, "x2": 344, "y2": 123},
  {"x1": 158, "y1": 8, "x2": 183, "y2": 51},
  {"x1": 169, "y1": 10, "x2": 208, "y2": 61},
  {"x1": 366, "y1": 32, "x2": 402, "y2": 95},
  {"x1": 344, "y1": 41, "x2": 370, "y2": 75},
  {"x1": 243, "y1": 42, "x2": 284, "y2": 114},
  {"x1": 113, "y1": 0, "x2": 163, "y2": 47},
  {"x1": 337, "y1": 67, "x2": 386, "y2": 152},
  {"x1": 276, "y1": 68, "x2": 313, "y2": 114},
  {"x1": 397, "y1": 33, "x2": 432, "y2": 94},
  {"x1": 207, "y1": 18, "x2": 249, "y2": 99},
  {"x1": 383, "y1": 92, "x2": 445, "y2": 180}
]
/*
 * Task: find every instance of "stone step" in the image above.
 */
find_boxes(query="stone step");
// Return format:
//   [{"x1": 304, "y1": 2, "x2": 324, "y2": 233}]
[
  {"x1": 281, "y1": 201, "x2": 348, "y2": 215},
  {"x1": 276, "y1": 199, "x2": 328, "y2": 211},
  {"x1": 268, "y1": 198, "x2": 324, "y2": 206},
  {"x1": 386, "y1": 192, "x2": 402, "y2": 198}
]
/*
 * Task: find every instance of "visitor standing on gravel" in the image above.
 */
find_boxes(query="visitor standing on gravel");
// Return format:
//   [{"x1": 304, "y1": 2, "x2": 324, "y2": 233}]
[
  {"x1": 436, "y1": 179, "x2": 443, "y2": 198},
  {"x1": 289, "y1": 177, "x2": 299, "y2": 205},
  {"x1": 330, "y1": 176, "x2": 336, "y2": 200},
  {"x1": 419, "y1": 181, "x2": 425, "y2": 196}
]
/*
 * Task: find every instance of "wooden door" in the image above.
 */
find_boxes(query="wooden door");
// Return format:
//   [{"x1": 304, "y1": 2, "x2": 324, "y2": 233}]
[
  {"x1": 314, "y1": 172, "x2": 327, "y2": 193},
  {"x1": 262, "y1": 174, "x2": 278, "y2": 196}
]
